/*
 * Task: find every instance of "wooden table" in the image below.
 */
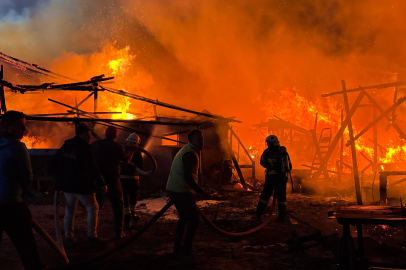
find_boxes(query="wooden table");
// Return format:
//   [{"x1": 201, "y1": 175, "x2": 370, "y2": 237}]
[{"x1": 335, "y1": 205, "x2": 406, "y2": 270}]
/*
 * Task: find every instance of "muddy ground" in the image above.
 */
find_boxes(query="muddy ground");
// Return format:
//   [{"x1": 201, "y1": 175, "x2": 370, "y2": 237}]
[{"x1": 2, "y1": 189, "x2": 406, "y2": 270}]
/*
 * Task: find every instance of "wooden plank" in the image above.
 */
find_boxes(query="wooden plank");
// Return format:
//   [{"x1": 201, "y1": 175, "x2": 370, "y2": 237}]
[
  {"x1": 227, "y1": 142, "x2": 247, "y2": 190},
  {"x1": 311, "y1": 91, "x2": 365, "y2": 181},
  {"x1": 342, "y1": 80, "x2": 362, "y2": 205},
  {"x1": 321, "y1": 80, "x2": 406, "y2": 97}
]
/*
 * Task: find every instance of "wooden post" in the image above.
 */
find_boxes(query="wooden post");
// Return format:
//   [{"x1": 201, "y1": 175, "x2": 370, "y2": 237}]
[
  {"x1": 342, "y1": 80, "x2": 362, "y2": 205},
  {"x1": 373, "y1": 106, "x2": 378, "y2": 171},
  {"x1": 311, "y1": 91, "x2": 365, "y2": 181},
  {"x1": 379, "y1": 173, "x2": 387, "y2": 205},
  {"x1": 340, "y1": 109, "x2": 344, "y2": 177},
  {"x1": 0, "y1": 65, "x2": 6, "y2": 113},
  {"x1": 227, "y1": 142, "x2": 247, "y2": 190},
  {"x1": 93, "y1": 89, "x2": 98, "y2": 112}
]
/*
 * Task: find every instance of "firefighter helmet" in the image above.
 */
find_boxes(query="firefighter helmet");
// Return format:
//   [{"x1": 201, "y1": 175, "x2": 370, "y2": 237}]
[
  {"x1": 265, "y1": 135, "x2": 280, "y2": 147},
  {"x1": 126, "y1": 133, "x2": 141, "y2": 144}
]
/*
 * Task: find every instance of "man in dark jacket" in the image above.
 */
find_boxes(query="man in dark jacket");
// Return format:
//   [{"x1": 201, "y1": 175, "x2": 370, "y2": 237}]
[
  {"x1": 0, "y1": 111, "x2": 47, "y2": 270},
  {"x1": 53, "y1": 123, "x2": 107, "y2": 246},
  {"x1": 92, "y1": 126, "x2": 134, "y2": 239},
  {"x1": 256, "y1": 135, "x2": 292, "y2": 221},
  {"x1": 120, "y1": 133, "x2": 143, "y2": 228}
]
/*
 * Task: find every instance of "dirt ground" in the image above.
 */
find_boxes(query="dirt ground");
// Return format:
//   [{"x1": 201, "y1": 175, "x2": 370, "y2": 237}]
[{"x1": 2, "y1": 189, "x2": 406, "y2": 270}]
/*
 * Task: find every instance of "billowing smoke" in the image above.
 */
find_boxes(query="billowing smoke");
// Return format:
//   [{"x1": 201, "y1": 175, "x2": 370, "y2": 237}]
[{"x1": 1, "y1": 1, "x2": 406, "y2": 176}]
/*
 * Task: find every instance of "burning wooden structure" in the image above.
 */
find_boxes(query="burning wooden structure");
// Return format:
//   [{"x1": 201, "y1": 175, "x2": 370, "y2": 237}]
[{"x1": 0, "y1": 53, "x2": 257, "y2": 193}]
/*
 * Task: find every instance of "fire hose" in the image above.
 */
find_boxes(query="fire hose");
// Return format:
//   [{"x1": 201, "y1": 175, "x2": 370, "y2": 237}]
[
  {"x1": 47, "y1": 196, "x2": 274, "y2": 268},
  {"x1": 31, "y1": 219, "x2": 69, "y2": 265},
  {"x1": 198, "y1": 194, "x2": 276, "y2": 237},
  {"x1": 135, "y1": 148, "x2": 157, "y2": 176}
]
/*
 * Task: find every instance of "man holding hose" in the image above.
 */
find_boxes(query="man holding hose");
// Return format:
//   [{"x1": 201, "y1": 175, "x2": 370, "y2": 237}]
[{"x1": 166, "y1": 129, "x2": 210, "y2": 262}]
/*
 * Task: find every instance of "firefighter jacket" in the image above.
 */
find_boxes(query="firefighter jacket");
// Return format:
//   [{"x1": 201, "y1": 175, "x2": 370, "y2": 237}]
[
  {"x1": 53, "y1": 136, "x2": 105, "y2": 194},
  {"x1": 0, "y1": 132, "x2": 33, "y2": 203},
  {"x1": 166, "y1": 142, "x2": 201, "y2": 194},
  {"x1": 120, "y1": 150, "x2": 143, "y2": 180},
  {"x1": 260, "y1": 146, "x2": 292, "y2": 176}
]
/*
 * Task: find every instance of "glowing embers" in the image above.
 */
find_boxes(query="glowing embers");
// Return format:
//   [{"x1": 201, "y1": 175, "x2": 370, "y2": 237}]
[{"x1": 106, "y1": 45, "x2": 133, "y2": 77}]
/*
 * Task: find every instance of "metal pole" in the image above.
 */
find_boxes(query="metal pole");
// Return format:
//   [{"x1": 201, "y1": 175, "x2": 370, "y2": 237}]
[{"x1": 0, "y1": 65, "x2": 6, "y2": 113}]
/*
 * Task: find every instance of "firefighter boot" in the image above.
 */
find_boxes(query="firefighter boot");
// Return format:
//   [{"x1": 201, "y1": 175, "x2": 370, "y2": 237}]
[
  {"x1": 124, "y1": 214, "x2": 132, "y2": 229},
  {"x1": 276, "y1": 203, "x2": 287, "y2": 223},
  {"x1": 255, "y1": 200, "x2": 268, "y2": 219}
]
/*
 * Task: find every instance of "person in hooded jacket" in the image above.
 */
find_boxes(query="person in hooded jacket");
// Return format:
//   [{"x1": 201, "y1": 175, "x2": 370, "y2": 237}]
[
  {"x1": 52, "y1": 123, "x2": 107, "y2": 247},
  {"x1": 0, "y1": 111, "x2": 47, "y2": 270}
]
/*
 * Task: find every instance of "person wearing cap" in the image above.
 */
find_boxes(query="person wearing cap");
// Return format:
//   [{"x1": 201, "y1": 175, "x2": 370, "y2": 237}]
[
  {"x1": 52, "y1": 123, "x2": 107, "y2": 247},
  {"x1": 0, "y1": 111, "x2": 48, "y2": 270},
  {"x1": 120, "y1": 133, "x2": 143, "y2": 229},
  {"x1": 92, "y1": 126, "x2": 134, "y2": 239}
]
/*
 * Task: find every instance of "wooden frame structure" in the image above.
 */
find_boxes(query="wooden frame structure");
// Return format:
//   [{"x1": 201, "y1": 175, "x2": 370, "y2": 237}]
[{"x1": 316, "y1": 80, "x2": 406, "y2": 205}]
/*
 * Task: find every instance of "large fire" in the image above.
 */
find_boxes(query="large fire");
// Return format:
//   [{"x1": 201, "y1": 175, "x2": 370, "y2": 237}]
[
  {"x1": 100, "y1": 45, "x2": 135, "y2": 120},
  {"x1": 246, "y1": 87, "x2": 406, "y2": 174}
]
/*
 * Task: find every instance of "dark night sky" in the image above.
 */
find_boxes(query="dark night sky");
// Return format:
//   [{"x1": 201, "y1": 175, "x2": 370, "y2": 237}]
[{"x1": 0, "y1": 0, "x2": 49, "y2": 21}]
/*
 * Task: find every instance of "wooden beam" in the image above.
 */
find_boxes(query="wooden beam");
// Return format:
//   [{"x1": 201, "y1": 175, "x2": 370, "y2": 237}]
[
  {"x1": 321, "y1": 81, "x2": 406, "y2": 97},
  {"x1": 227, "y1": 142, "x2": 247, "y2": 190},
  {"x1": 311, "y1": 91, "x2": 365, "y2": 181},
  {"x1": 346, "y1": 96, "x2": 406, "y2": 147},
  {"x1": 341, "y1": 80, "x2": 362, "y2": 205},
  {"x1": 364, "y1": 91, "x2": 406, "y2": 140},
  {"x1": 102, "y1": 86, "x2": 240, "y2": 123}
]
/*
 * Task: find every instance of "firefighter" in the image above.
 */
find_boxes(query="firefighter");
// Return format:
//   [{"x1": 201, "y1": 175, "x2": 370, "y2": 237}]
[
  {"x1": 120, "y1": 133, "x2": 143, "y2": 229},
  {"x1": 166, "y1": 129, "x2": 210, "y2": 261},
  {"x1": 256, "y1": 135, "x2": 292, "y2": 222}
]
